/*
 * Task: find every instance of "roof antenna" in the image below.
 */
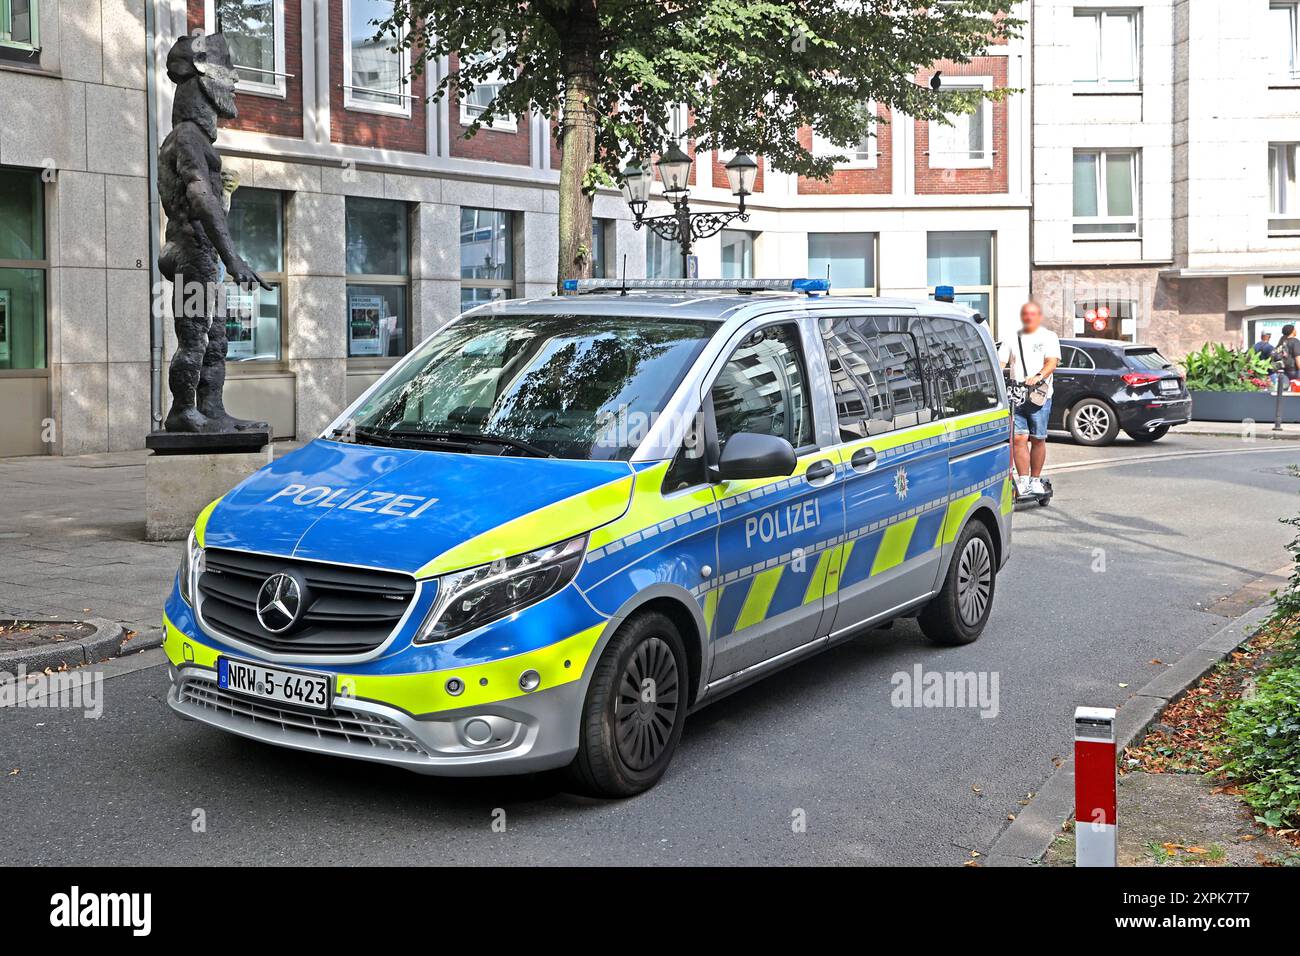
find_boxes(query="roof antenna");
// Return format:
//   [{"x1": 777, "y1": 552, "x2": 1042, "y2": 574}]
[{"x1": 620, "y1": 254, "x2": 629, "y2": 296}]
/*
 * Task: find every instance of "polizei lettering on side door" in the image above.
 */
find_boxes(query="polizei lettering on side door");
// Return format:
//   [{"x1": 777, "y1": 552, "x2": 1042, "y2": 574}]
[
  {"x1": 265, "y1": 484, "x2": 438, "y2": 518},
  {"x1": 744, "y1": 499, "x2": 821, "y2": 549}
]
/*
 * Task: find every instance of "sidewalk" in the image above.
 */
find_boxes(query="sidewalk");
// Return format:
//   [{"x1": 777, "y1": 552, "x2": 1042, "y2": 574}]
[
  {"x1": 1178, "y1": 419, "x2": 1300, "y2": 439},
  {"x1": 0, "y1": 450, "x2": 181, "y2": 636}
]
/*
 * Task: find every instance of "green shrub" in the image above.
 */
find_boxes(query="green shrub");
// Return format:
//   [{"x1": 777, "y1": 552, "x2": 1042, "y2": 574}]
[
  {"x1": 1275, "y1": 510, "x2": 1300, "y2": 624},
  {"x1": 1181, "y1": 343, "x2": 1272, "y2": 392},
  {"x1": 1220, "y1": 664, "x2": 1300, "y2": 828}
]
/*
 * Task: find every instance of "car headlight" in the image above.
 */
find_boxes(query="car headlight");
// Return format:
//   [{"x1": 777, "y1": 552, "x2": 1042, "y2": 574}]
[
  {"x1": 178, "y1": 528, "x2": 205, "y2": 606},
  {"x1": 415, "y1": 535, "x2": 587, "y2": 644}
]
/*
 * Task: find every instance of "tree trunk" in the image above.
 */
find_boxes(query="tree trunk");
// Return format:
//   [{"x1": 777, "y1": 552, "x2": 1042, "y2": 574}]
[{"x1": 556, "y1": 49, "x2": 599, "y2": 290}]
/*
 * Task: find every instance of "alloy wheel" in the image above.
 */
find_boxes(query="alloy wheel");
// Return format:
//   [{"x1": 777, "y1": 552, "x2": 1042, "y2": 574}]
[
  {"x1": 1076, "y1": 403, "x2": 1111, "y2": 442},
  {"x1": 956, "y1": 537, "x2": 993, "y2": 627},
  {"x1": 613, "y1": 636, "x2": 680, "y2": 771}
]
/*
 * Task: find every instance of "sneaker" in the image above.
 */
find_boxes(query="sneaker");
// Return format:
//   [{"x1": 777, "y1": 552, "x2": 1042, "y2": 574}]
[
  {"x1": 1028, "y1": 477, "x2": 1046, "y2": 496},
  {"x1": 1016, "y1": 476, "x2": 1031, "y2": 497}
]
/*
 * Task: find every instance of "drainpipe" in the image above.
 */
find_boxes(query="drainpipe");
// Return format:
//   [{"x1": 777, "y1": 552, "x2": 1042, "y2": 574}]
[{"x1": 145, "y1": 0, "x2": 164, "y2": 430}]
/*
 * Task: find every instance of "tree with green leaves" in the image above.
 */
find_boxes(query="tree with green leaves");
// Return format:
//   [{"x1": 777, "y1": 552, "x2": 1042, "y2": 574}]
[{"x1": 383, "y1": 0, "x2": 1019, "y2": 288}]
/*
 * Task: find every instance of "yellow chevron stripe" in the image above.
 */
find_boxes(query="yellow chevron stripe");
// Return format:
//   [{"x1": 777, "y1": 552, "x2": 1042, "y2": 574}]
[
  {"x1": 1001, "y1": 476, "x2": 1015, "y2": 515},
  {"x1": 939, "y1": 493, "x2": 981, "y2": 547},
  {"x1": 702, "y1": 586, "x2": 721, "y2": 637},
  {"x1": 831, "y1": 540, "x2": 854, "y2": 593},
  {"x1": 803, "y1": 548, "x2": 834, "y2": 605},
  {"x1": 734, "y1": 566, "x2": 783, "y2": 631},
  {"x1": 871, "y1": 518, "x2": 917, "y2": 575}
]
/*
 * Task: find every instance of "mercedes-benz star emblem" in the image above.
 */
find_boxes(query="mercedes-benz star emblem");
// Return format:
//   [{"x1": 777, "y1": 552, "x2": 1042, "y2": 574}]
[{"x1": 256, "y1": 572, "x2": 303, "y2": 634}]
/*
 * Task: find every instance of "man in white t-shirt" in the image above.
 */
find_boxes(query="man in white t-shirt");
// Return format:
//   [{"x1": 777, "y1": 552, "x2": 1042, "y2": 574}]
[{"x1": 997, "y1": 301, "x2": 1061, "y2": 497}]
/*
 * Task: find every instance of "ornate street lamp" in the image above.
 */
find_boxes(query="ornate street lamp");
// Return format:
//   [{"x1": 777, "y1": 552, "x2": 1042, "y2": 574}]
[{"x1": 620, "y1": 147, "x2": 757, "y2": 277}]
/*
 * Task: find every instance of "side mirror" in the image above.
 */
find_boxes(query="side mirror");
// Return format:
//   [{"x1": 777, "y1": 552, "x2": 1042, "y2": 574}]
[{"x1": 714, "y1": 432, "x2": 797, "y2": 482}]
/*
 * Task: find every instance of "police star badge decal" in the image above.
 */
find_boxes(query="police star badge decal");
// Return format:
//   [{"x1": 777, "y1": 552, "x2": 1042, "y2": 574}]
[{"x1": 894, "y1": 466, "x2": 910, "y2": 501}]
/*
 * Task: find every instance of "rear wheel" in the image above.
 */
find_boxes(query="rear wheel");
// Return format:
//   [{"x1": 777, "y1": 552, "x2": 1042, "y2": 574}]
[
  {"x1": 1125, "y1": 424, "x2": 1169, "y2": 442},
  {"x1": 919, "y1": 520, "x2": 997, "y2": 646},
  {"x1": 567, "y1": 612, "x2": 688, "y2": 798},
  {"x1": 1067, "y1": 398, "x2": 1120, "y2": 446}
]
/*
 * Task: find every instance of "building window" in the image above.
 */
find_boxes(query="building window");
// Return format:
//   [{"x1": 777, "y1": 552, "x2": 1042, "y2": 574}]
[
  {"x1": 346, "y1": 197, "x2": 410, "y2": 358},
  {"x1": 1271, "y1": 2, "x2": 1299, "y2": 81},
  {"x1": 344, "y1": 0, "x2": 410, "y2": 115},
  {"x1": 808, "y1": 233, "x2": 876, "y2": 294},
  {"x1": 1073, "y1": 149, "x2": 1139, "y2": 236},
  {"x1": 646, "y1": 231, "x2": 684, "y2": 279},
  {"x1": 1073, "y1": 297, "x2": 1135, "y2": 341},
  {"x1": 928, "y1": 78, "x2": 993, "y2": 169},
  {"x1": 720, "y1": 230, "x2": 755, "y2": 279},
  {"x1": 1270, "y1": 143, "x2": 1300, "y2": 235},
  {"x1": 207, "y1": 0, "x2": 286, "y2": 97},
  {"x1": 1072, "y1": 9, "x2": 1140, "y2": 89},
  {"x1": 927, "y1": 231, "x2": 994, "y2": 318},
  {"x1": 459, "y1": 208, "x2": 514, "y2": 307},
  {"x1": 0, "y1": 166, "x2": 47, "y2": 371},
  {"x1": 591, "y1": 219, "x2": 609, "y2": 278},
  {"x1": 458, "y1": 52, "x2": 517, "y2": 131},
  {"x1": 811, "y1": 103, "x2": 877, "y2": 168},
  {"x1": 224, "y1": 188, "x2": 284, "y2": 361},
  {"x1": 0, "y1": 0, "x2": 38, "y2": 49}
]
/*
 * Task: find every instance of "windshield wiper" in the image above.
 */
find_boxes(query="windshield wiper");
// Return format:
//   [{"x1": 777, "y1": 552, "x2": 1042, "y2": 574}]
[{"x1": 391, "y1": 428, "x2": 557, "y2": 459}]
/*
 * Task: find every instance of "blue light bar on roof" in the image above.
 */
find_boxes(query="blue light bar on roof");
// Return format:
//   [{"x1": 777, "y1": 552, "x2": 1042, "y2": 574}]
[{"x1": 560, "y1": 278, "x2": 830, "y2": 294}]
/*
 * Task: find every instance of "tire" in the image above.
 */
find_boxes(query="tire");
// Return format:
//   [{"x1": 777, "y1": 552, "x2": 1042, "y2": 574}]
[
  {"x1": 919, "y1": 520, "x2": 997, "y2": 646},
  {"x1": 1125, "y1": 424, "x2": 1169, "y2": 442},
  {"x1": 1067, "y1": 398, "x2": 1120, "y2": 446},
  {"x1": 566, "y1": 612, "x2": 688, "y2": 798}
]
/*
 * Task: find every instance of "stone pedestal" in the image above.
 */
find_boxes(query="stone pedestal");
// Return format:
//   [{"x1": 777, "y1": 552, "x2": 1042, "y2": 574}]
[{"x1": 145, "y1": 429, "x2": 272, "y2": 541}]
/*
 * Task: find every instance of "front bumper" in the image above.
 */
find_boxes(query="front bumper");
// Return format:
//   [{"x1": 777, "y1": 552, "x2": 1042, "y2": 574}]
[
  {"x1": 162, "y1": 605, "x2": 605, "y2": 777},
  {"x1": 166, "y1": 661, "x2": 585, "y2": 776}
]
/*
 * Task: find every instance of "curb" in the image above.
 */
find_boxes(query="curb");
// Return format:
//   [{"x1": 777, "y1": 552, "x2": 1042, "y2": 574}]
[
  {"x1": 120, "y1": 626, "x2": 164, "y2": 655},
  {"x1": 0, "y1": 618, "x2": 127, "y2": 673},
  {"x1": 1179, "y1": 425, "x2": 1300, "y2": 440},
  {"x1": 985, "y1": 600, "x2": 1276, "y2": 867}
]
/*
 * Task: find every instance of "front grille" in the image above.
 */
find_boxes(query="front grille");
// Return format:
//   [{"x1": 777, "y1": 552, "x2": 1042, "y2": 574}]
[
  {"x1": 179, "y1": 674, "x2": 427, "y2": 755},
  {"x1": 197, "y1": 548, "x2": 418, "y2": 655}
]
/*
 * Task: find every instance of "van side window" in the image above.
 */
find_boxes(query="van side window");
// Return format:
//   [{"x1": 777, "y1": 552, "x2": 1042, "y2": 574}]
[
  {"x1": 710, "y1": 323, "x2": 814, "y2": 451},
  {"x1": 916, "y1": 317, "x2": 1001, "y2": 419},
  {"x1": 819, "y1": 315, "x2": 928, "y2": 439}
]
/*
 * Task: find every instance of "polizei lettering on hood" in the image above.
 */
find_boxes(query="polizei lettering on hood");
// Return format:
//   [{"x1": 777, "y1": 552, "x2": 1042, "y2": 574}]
[
  {"x1": 744, "y1": 499, "x2": 821, "y2": 548},
  {"x1": 266, "y1": 484, "x2": 438, "y2": 518}
]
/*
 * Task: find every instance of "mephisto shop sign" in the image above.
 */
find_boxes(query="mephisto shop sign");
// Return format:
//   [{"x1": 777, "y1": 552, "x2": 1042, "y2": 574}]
[{"x1": 1229, "y1": 275, "x2": 1300, "y2": 310}]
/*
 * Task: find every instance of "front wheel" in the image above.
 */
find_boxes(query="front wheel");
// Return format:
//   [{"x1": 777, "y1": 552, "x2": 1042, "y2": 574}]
[
  {"x1": 919, "y1": 520, "x2": 997, "y2": 646},
  {"x1": 1125, "y1": 424, "x2": 1169, "y2": 442},
  {"x1": 1067, "y1": 398, "x2": 1120, "y2": 446},
  {"x1": 567, "y1": 612, "x2": 688, "y2": 798}
]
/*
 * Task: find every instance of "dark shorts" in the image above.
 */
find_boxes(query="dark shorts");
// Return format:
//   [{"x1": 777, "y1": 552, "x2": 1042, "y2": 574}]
[{"x1": 1013, "y1": 398, "x2": 1052, "y2": 440}]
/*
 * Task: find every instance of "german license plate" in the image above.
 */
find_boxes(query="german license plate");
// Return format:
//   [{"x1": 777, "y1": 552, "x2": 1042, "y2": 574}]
[
  {"x1": 217, "y1": 657, "x2": 332, "y2": 712},
  {"x1": 1159, "y1": 379, "x2": 1180, "y2": 392}
]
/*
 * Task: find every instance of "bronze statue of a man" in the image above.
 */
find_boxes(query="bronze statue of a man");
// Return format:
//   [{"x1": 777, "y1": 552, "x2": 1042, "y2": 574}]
[{"x1": 157, "y1": 33, "x2": 269, "y2": 433}]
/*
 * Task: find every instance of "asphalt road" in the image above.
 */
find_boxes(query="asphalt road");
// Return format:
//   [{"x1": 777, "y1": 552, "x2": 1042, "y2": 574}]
[{"x1": 2, "y1": 434, "x2": 1297, "y2": 866}]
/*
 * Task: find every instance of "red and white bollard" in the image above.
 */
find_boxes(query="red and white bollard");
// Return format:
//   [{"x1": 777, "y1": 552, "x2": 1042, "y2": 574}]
[{"x1": 1074, "y1": 706, "x2": 1117, "y2": 867}]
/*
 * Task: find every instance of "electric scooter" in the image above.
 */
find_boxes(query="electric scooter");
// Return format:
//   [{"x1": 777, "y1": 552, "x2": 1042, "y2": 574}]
[{"x1": 1005, "y1": 376, "x2": 1053, "y2": 508}]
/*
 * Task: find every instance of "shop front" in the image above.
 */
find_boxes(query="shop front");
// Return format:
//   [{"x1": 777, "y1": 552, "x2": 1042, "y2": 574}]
[
  {"x1": 1228, "y1": 274, "x2": 1300, "y2": 349},
  {"x1": 0, "y1": 166, "x2": 49, "y2": 458}
]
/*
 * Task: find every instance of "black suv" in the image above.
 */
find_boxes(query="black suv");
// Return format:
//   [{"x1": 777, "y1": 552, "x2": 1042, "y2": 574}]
[{"x1": 1049, "y1": 339, "x2": 1191, "y2": 446}]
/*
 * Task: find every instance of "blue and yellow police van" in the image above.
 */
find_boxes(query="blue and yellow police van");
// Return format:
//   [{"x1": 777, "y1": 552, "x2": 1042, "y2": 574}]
[{"x1": 163, "y1": 278, "x2": 1013, "y2": 796}]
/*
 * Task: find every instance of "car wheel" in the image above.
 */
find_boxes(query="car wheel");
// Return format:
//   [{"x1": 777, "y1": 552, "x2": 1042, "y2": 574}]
[
  {"x1": 567, "y1": 611, "x2": 688, "y2": 798},
  {"x1": 1067, "y1": 398, "x2": 1120, "y2": 446},
  {"x1": 919, "y1": 520, "x2": 997, "y2": 646},
  {"x1": 1125, "y1": 424, "x2": 1169, "y2": 442}
]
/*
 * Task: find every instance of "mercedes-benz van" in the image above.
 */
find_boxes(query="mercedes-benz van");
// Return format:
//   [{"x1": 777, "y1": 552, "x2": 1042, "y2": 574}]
[{"x1": 163, "y1": 278, "x2": 1013, "y2": 796}]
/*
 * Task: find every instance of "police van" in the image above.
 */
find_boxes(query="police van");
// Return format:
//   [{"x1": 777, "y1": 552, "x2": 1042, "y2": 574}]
[{"x1": 164, "y1": 278, "x2": 1013, "y2": 796}]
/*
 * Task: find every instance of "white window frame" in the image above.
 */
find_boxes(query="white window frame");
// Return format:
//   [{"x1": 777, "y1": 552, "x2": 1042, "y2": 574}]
[
  {"x1": 1072, "y1": 8, "x2": 1141, "y2": 91},
  {"x1": 457, "y1": 51, "x2": 517, "y2": 132},
  {"x1": 204, "y1": 0, "x2": 287, "y2": 99},
  {"x1": 342, "y1": 0, "x2": 411, "y2": 117},
  {"x1": 927, "y1": 77, "x2": 993, "y2": 170},
  {"x1": 1271, "y1": 1, "x2": 1300, "y2": 82},
  {"x1": 1269, "y1": 142, "x2": 1300, "y2": 235},
  {"x1": 927, "y1": 231, "x2": 995, "y2": 320},
  {"x1": 1072, "y1": 148, "x2": 1140, "y2": 238},
  {"x1": 0, "y1": 0, "x2": 39, "y2": 50},
  {"x1": 811, "y1": 102, "x2": 878, "y2": 169}
]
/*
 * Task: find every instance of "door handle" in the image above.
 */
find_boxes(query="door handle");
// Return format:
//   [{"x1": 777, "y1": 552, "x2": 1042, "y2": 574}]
[
  {"x1": 804, "y1": 459, "x2": 835, "y2": 483},
  {"x1": 850, "y1": 448, "x2": 878, "y2": 472}
]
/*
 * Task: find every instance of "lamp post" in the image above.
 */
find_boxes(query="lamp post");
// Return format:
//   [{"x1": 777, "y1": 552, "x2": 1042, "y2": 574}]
[{"x1": 620, "y1": 148, "x2": 759, "y2": 277}]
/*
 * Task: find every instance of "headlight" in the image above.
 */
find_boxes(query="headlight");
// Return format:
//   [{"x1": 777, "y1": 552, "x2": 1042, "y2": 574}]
[
  {"x1": 415, "y1": 535, "x2": 587, "y2": 644},
  {"x1": 178, "y1": 529, "x2": 205, "y2": 605}
]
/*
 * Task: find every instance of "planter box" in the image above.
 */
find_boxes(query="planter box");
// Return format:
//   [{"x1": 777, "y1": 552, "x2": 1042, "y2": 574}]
[{"x1": 1189, "y1": 389, "x2": 1300, "y2": 424}]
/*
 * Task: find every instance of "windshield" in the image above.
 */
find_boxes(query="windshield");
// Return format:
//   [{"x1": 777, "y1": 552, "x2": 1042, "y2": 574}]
[{"x1": 344, "y1": 314, "x2": 715, "y2": 460}]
